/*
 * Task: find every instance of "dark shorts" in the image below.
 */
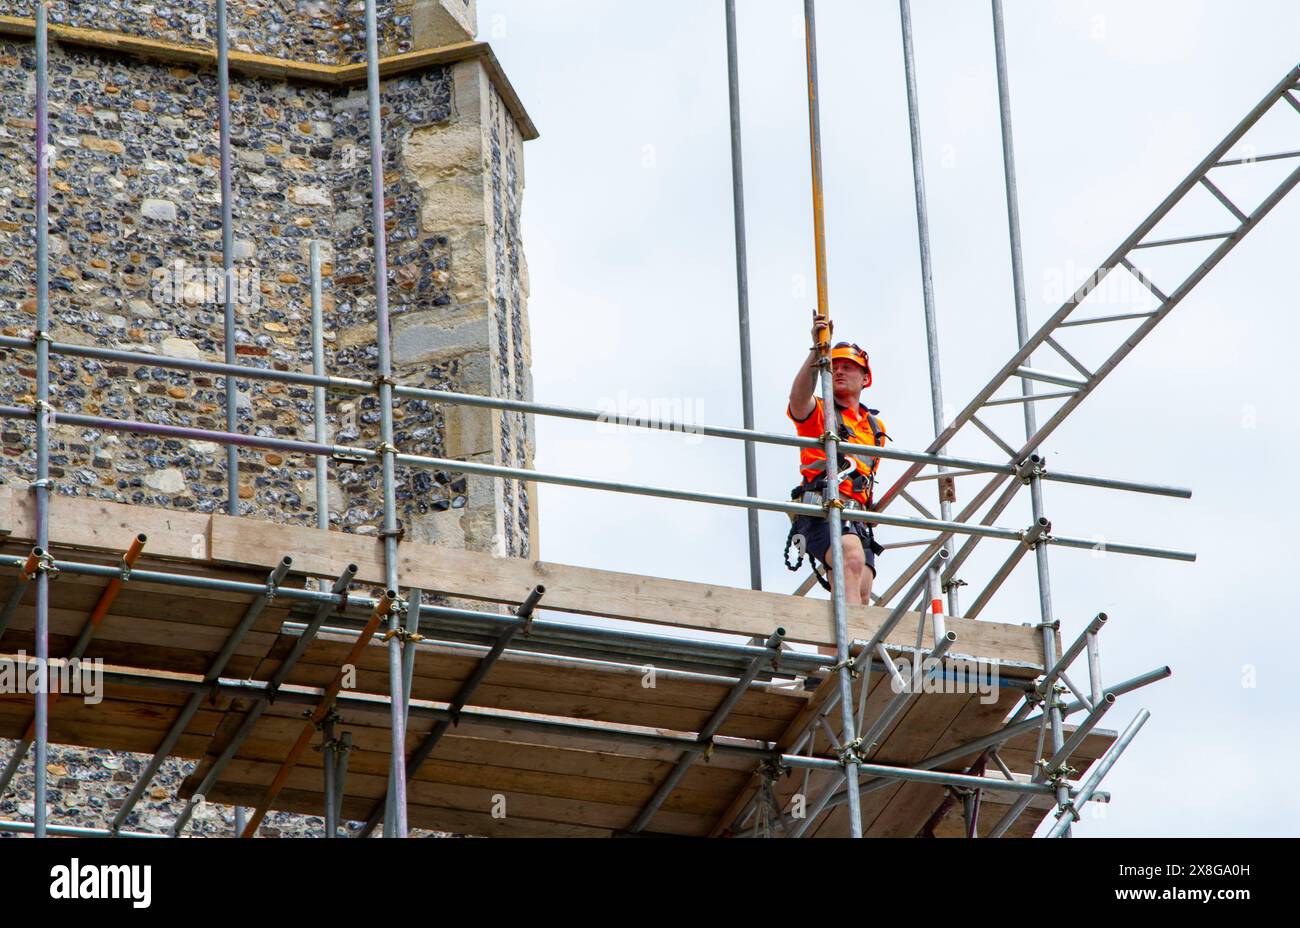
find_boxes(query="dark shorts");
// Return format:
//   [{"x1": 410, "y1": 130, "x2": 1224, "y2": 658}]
[{"x1": 791, "y1": 515, "x2": 879, "y2": 578}]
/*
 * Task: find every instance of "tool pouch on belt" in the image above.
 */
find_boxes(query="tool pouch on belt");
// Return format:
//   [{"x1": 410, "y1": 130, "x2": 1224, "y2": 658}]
[{"x1": 788, "y1": 477, "x2": 825, "y2": 523}]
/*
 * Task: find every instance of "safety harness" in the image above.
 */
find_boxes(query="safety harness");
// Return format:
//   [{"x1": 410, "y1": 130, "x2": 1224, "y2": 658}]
[{"x1": 784, "y1": 403, "x2": 889, "y2": 590}]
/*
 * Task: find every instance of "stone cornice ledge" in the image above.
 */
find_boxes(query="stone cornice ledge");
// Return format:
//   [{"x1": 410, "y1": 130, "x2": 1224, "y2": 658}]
[{"x1": 0, "y1": 14, "x2": 538, "y2": 140}]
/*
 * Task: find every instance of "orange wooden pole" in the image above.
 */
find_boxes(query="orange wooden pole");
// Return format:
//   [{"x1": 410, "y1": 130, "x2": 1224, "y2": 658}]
[
  {"x1": 21, "y1": 533, "x2": 147, "y2": 739},
  {"x1": 241, "y1": 591, "x2": 395, "y2": 838}
]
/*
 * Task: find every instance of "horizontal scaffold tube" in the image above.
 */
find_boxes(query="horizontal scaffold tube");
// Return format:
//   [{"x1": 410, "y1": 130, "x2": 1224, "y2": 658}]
[
  {"x1": 283, "y1": 617, "x2": 1042, "y2": 692},
  {"x1": 0, "y1": 335, "x2": 1191, "y2": 499},
  {"x1": 0, "y1": 819, "x2": 167, "y2": 839},
  {"x1": 0, "y1": 407, "x2": 1196, "y2": 563},
  {"x1": 83, "y1": 667, "x2": 1087, "y2": 800}
]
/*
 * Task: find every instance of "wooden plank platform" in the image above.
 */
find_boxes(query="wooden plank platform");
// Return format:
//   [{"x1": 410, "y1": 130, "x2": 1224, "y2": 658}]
[{"x1": 0, "y1": 491, "x2": 1100, "y2": 838}]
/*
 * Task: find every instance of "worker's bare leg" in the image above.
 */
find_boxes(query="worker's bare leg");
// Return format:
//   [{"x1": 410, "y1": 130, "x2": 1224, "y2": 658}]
[
  {"x1": 824, "y1": 532, "x2": 867, "y2": 605},
  {"x1": 816, "y1": 533, "x2": 867, "y2": 659}
]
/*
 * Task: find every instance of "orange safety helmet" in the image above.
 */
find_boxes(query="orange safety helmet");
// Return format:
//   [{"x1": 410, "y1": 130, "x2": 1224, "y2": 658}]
[{"x1": 830, "y1": 341, "x2": 873, "y2": 388}]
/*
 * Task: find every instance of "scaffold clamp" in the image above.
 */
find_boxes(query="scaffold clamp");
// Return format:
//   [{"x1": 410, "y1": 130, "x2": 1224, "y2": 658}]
[
  {"x1": 34, "y1": 550, "x2": 58, "y2": 579},
  {"x1": 838, "y1": 737, "x2": 865, "y2": 767},
  {"x1": 321, "y1": 708, "x2": 342, "y2": 726},
  {"x1": 1040, "y1": 760, "x2": 1078, "y2": 789},
  {"x1": 1055, "y1": 799, "x2": 1082, "y2": 824},
  {"x1": 1014, "y1": 454, "x2": 1046, "y2": 484},
  {"x1": 825, "y1": 655, "x2": 860, "y2": 679},
  {"x1": 1019, "y1": 518, "x2": 1050, "y2": 549},
  {"x1": 382, "y1": 626, "x2": 424, "y2": 645}
]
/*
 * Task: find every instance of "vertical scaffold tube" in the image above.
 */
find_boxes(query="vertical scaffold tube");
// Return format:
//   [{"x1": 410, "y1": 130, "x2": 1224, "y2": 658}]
[
  {"x1": 32, "y1": 0, "x2": 51, "y2": 840},
  {"x1": 217, "y1": 0, "x2": 239, "y2": 515},
  {"x1": 323, "y1": 718, "x2": 338, "y2": 839},
  {"x1": 991, "y1": 0, "x2": 1068, "y2": 833},
  {"x1": 363, "y1": 0, "x2": 407, "y2": 838},
  {"x1": 898, "y1": 0, "x2": 960, "y2": 616},
  {"x1": 310, "y1": 241, "x2": 329, "y2": 530},
  {"x1": 802, "y1": 0, "x2": 862, "y2": 839},
  {"x1": 724, "y1": 0, "x2": 761, "y2": 591}
]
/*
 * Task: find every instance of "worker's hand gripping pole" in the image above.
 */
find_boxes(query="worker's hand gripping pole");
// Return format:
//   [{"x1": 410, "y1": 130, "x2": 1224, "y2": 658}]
[{"x1": 812, "y1": 308, "x2": 833, "y2": 358}]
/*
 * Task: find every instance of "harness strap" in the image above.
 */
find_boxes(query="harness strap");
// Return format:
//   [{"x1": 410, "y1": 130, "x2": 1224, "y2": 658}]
[{"x1": 799, "y1": 400, "x2": 890, "y2": 507}]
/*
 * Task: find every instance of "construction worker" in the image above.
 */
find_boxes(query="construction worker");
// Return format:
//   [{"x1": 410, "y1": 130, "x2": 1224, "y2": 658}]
[{"x1": 785, "y1": 318, "x2": 888, "y2": 607}]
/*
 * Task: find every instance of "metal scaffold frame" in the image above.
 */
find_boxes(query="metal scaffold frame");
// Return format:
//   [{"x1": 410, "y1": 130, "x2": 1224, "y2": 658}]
[{"x1": 0, "y1": 0, "x2": 1294, "y2": 838}]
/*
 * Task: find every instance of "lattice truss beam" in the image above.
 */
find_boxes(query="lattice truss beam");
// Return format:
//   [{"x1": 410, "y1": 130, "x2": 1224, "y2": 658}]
[{"x1": 843, "y1": 66, "x2": 1300, "y2": 613}]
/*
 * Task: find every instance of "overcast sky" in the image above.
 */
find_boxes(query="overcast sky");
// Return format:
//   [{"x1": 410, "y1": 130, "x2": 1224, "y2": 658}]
[{"x1": 476, "y1": 0, "x2": 1300, "y2": 837}]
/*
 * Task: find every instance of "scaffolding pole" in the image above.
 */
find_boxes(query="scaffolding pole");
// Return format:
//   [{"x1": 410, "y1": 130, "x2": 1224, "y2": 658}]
[
  {"x1": 362, "y1": 0, "x2": 407, "y2": 837},
  {"x1": 356, "y1": 585, "x2": 545, "y2": 838},
  {"x1": 898, "y1": 0, "x2": 961, "y2": 616},
  {"x1": 310, "y1": 240, "x2": 329, "y2": 530},
  {"x1": 1046, "y1": 709, "x2": 1150, "y2": 837},
  {"x1": 0, "y1": 549, "x2": 43, "y2": 640},
  {"x1": 0, "y1": 535, "x2": 147, "y2": 800},
  {"x1": 239, "y1": 592, "x2": 395, "y2": 837},
  {"x1": 217, "y1": 0, "x2": 239, "y2": 517},
  {"x1": 0, "y1": 406, "x2": 1194, "y2": 561},
  {"x1": 108, "y1": 557, "x2": 293, "y2": 836},
  {"x1": 217, "y1": 0, "x2": 244, "y2": 837},
  {"x1": 30, "y1": 0, "x2": 51, "y2": 840},
  {"x1": 334, "y1": 731, "x2": 352, "y2": 833},
  {"x1": 724, "y1": 0, "x2": 761, "y2": 591},
  {"x1": 321, "y1": 716, "x2": 338, "y2": 838},
  {"x1": 628, "y1": 629, "x2": 785, "y2": 833},
  {"x1": 0, "y1": 334, "x2": 1192, "y2": 500},
  {"x1": 825, "y1": 666, "x2": 1167, "y2": 813},
  {"x1": 802, "y1": 0, "x2": 862, "y2": 838},
  {"x1": 169, "y1": 565, "x2": 357, "y2": 837},
  {"x1": 990, "y1": 0, "x2": 1071, "y2": 833},
  {"x1": 67, "y1": 664, "x2": 1103, "y2": 802}
]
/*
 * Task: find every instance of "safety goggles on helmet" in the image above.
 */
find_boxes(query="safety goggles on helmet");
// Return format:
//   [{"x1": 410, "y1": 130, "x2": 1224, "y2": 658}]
[{"x1": 830, "y1": 341, "x2": 873, "y2": 387}]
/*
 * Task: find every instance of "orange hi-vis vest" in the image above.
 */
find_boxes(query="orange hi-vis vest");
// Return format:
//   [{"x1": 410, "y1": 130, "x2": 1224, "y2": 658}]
[{"x1": 787, "y1": 397, "x2": 888, "y2": 506}]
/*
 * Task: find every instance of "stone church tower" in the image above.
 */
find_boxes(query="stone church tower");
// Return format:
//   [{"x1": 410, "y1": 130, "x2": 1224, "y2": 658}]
[
  {"x1": 0, "y1": 0, "x2": 537, "y2": 558},
  {"x1": 0, "y1": 0, "x2": 536, "y2": 835}
]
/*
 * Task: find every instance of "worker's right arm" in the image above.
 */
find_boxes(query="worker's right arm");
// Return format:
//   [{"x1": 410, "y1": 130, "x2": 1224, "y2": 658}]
[{"x1": 788, "y1": 317, "x2": 828, "y2": 421}]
